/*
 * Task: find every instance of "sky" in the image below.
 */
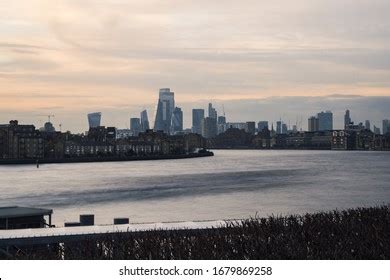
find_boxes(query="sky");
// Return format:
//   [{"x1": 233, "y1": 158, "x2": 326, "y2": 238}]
[{"x1": 0, "y1": 0, "x2": 389, "y2": 132}]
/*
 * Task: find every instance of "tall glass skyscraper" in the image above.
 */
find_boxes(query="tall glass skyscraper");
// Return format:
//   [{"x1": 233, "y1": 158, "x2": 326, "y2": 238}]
[
  {"x1": 154, "y1": 88, "x2": 175, "y2": 134},
  {"x1": 208, "y1": 103, "x2": 217, "y2": 119},
  {"x1": 317, "y1": 111, "x2": 333, "y2": 131},
  {"x1": 383, "y1": 119, "x2": 390, "y2": 135},
  {"x1": 87, "y1": 112, "x2": 102, "y2": 129},
  {"x1": 172, "y1": 107, "x2": 183, "y2": 134},
  {"x1": 140, "y1": 110, "x2": 150, "y2": 132},
  {"x1": 130, "y1": 118, "x2": 141, "y2": 136},
  {"x1": 344, "y1": 109, "x2": 351, "y2": 128},
  {"x1": 276, "y1": 121, "x2": 282, "y2": 134},
  {"x1": 192, "y1": 109, "x2": 205, "y2": 134}
]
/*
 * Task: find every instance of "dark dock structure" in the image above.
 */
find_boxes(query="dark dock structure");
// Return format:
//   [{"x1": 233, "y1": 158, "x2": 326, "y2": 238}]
[{"x1": 0, "y1": 206, "x2": 53, "y2": 230}]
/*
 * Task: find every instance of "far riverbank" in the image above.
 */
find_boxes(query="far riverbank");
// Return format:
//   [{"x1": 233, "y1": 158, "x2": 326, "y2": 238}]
[{"x1": 0, "y1": 151, "x2": 214, "y2": 165}]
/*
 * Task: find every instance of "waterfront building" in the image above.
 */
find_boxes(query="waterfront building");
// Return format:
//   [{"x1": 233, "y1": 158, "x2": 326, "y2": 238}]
[
  {"x1": 373, "y1": 126, "x2": 381, "y2": 135},
  {"x1": 106, "y1": 127, "x2": 117, "y2": 140},
  {"x1": 201, "y1": 117, "x2": 218, "y2": 139},
  {"x1": 116, "y1": 129, "x2": 132, "y2": 139},
  {"x1": 140, "y1": 110, "x2": 150, "y2": 132},
  {"x1": 245, "y1": 122, "x2": 256, "y2": 135},
  {"x1": 88, "y1": 112, "x2": 102, "y2": 129},
  {"x1": 192, "y1": 109, "x2": 205, "y2": 134},
  {"x1": 0, "y1": 120, "x2": 44, "y2": 159},
  {"x1": 332, "y1": 130, "x2": 347, "y2": 150},
  {"x1": 87, "y1": 126, "x2": 112, "y2": 142},
  {"x1": 317, "y1": 111, "x2": 333, "y2": 131},
  {"x1": 65, "y1": 141, "x2": 115, "y2": 157},
  {"x1": 344, "y1": 110, "x2": 351, "y2": 128},
  {"x1": 116, "y1": 129, "x2": 205, "y2": 156},
  {"x1": 253, "y1": 127, "x2": 271, "y2": 149},
  {"x1": 257, "y1": 121, "x2": 269, "y2": 132},
  {"x1": 130, "y1": 118, "x2": 141, "y2": 136},
  {"x1": 154, "y1": 88, "x2": 175, "y2": 134},
  {"x1": 383, "y1": 119, "x2": 390, "y2": 135},
  {"x1": 209, "y1": 127, "x2": 253, "y2": 148},
  {"x1": 172, "y1": 107, "x2": 183, "y2": 134}
]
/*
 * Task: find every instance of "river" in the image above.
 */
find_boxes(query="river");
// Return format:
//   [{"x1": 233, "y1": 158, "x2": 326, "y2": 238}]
[{"x1": 1, "y1": 150, "x2": 389, "y2": 225}]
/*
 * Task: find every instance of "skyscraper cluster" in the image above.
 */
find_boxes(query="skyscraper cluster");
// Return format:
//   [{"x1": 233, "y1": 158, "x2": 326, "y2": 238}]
[
  {"x1": 84, "y1": 90, "x2": 388, "y2": 140},
  {"x1": 152, "y1": 88, "x2": 184, "y2": 135},
  {"x1": 343, "y1": 109, "x2": 388, "y2": 134}
]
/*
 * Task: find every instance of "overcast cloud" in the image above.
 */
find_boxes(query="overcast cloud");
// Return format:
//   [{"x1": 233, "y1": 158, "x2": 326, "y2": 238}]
[{"x1": 0, "y1": 0, "x2": 389, "y2": 131}]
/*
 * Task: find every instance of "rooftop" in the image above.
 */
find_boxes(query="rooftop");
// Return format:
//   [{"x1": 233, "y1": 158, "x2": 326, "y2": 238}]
[{"x1": 0, "y1": 206, "x2": 53, "y2": 219}]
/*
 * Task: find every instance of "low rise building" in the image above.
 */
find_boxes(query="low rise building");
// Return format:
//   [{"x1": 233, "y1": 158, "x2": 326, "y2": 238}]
[{"x1": 0, "y1": 120, "x2": 44, "y2": 159}]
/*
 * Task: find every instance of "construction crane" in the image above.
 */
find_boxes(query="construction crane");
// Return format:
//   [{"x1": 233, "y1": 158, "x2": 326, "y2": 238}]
[{"x1": 36, "y1": 114, "x2": 55, "y2": 123}]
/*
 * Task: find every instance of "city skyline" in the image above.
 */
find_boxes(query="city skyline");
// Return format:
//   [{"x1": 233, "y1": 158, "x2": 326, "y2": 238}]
[
  {"x1": 1, "y1": 0, "x2": 390, "y2": 131},
  {"x1": 1, "y1": 94, "x2": 389, "y2": 134}
]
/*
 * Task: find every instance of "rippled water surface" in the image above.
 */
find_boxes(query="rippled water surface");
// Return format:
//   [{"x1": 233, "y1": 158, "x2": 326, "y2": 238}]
[{"x1": 1, "y1": 150, "x2": 389, "y2": 225}]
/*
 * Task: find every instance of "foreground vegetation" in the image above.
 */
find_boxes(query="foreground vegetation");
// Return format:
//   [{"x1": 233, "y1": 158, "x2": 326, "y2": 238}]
[{"x1": 5, "y1": 205, "x2": 390, "y2": 259}]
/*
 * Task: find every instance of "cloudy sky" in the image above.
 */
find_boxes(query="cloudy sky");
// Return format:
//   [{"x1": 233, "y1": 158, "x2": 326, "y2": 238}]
[{"x1": 0, "y1": 0, "x2": 389, "y2": 131}]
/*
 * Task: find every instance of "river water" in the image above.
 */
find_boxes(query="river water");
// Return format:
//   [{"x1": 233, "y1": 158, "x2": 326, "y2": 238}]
[{"x1": 1, "y1": 150, "x2": 389, "y2": 225}]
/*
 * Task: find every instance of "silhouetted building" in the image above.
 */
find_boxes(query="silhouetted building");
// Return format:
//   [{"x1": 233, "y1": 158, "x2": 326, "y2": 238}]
[
  {"x1": 245, "y1": 122, "x2": 256, "y2": 135},
  {"x1": 226, "y1": 122, "x2": 247, "y2": 130},
  {"x1": 217, "y1": 116, "x2": 227, "y2": 134},
  {"x1": 383, "y1": 119, "x2": 390, "y2": 135},
  {"x1": 208, "y1": 128, "x2": 252, "y2": 148},
  {"x1": 317, "y1": 111, "x2": 333, "y2": 131},
  {"x1": 344, "y1": 110, "x2": 351, "y2": 129},
  {"x1": 88, "y1": 112, "x2": 102, "y2": 129},
  {"x1": 257, "y1": 121, "x2": 268, "y2": 132},
  {"x1": 218, "y1": 116, "x2": 226, "y2": 125},
  {"x1": 308, "y1": 116, "x2": 319, "y2": 132},
  {"x1": 332, "y1": 130, "x2": 347, "y2": 150},
  {"x1": 365, "y1": 120, "x2": 371, "y2": 131},
  {"x1": 172, "y1": 107, "x2": 183, "y2": 134},
  {"x1": 116, "y1": 129, "x2": 132, "y2": 139},
  {"x1": 207, "y1": 103, "x2": 218, "y2": 136},
  {"x1": 43, "y1": 122, "x2": 55, "y2": 133},
  {"x1": 276, "y1": 121, "x2": 282, "y2": 134},
  {"x1": 0, "y1": 120, "x2": 44, "y2": 159},
  {"x1": 154, "y1": 88, "x2": 175, "y2": 134},
  {"x1": 192, "y1": 109, "x2": 205, "y2": 134},
  {"x1": 140, "y1": 110, "x2": 150, "y2": 132},
  {"x1": 201, "y1": 117, "x2": 218, "y2": 139},
  {"x1": 208, "y1": 103, "x2": 217, "y2": 119},
  {"x1": 282, "y1": 123, "x2": 288, "y2": 134},
  {"x1": 106, "y1": 127, "x2": 117, "y2": 139},
  {"x1": 130, "y1": 118, "x2": 141, "y2": 136},
  {"x1": 253, "y1": 127, "x2": 271, "y2": 148}
]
